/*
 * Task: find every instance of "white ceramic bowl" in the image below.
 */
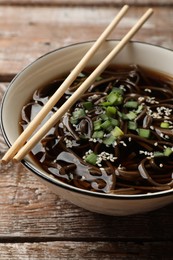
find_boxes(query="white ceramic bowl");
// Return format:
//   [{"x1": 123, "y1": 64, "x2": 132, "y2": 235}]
[{"x1": 1, "y1": 40, "x2": 173, "y2": 216}]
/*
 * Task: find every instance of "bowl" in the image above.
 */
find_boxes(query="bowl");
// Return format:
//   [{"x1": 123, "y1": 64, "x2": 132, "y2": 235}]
[{"x1": 1, "y1": 40, "x2": 173, "y2": 216}]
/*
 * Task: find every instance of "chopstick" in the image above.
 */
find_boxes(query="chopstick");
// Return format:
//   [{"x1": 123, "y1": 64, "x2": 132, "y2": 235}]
[
  {"x1": 3, "y1": 7, "x2": 153, "y2": 163},
  {"x1": 1, "y1": 5, "x2": 129, "y2": 164}
]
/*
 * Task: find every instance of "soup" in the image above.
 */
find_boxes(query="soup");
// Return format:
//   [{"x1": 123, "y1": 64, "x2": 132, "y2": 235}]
[{"x1": 20, "y1": 65, "x2": 173, "y2": 195}]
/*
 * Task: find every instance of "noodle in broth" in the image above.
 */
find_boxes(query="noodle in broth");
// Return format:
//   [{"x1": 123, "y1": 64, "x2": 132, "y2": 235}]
[{"x1": 20, "y1": 65, "x2": 173, "y2": 195}]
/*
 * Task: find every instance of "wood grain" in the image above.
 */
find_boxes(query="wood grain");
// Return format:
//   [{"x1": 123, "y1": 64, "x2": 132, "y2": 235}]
[
  {"x1": 0, "y1": 241, "x2": 173, "y2": 260},
  {"x1": 0, "y1": 3, "x2": 173, "y2": 259},
  {"x1": 0, "y1": 0, "x2": 173, "y2": 6},
  {"x1": 0, "y1": 6, "x2": 172, "y2": 77}
]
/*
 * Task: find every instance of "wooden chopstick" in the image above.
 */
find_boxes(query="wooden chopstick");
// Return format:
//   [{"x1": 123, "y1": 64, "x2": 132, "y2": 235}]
[
  {"x1": 1, "y1": 5, "x2": 129, "y2": 164},
  {"x1": 12, "y1": 8, "x2": 153, "y2": 163},
  {"x1": 4, "y1": 7, "x2": 153, "y2": 163}
]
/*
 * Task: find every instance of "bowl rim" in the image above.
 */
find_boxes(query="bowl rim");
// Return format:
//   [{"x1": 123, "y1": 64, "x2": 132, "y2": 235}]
[{"x1": 1, "y1": 39, "x2": 173, "y2": 200}]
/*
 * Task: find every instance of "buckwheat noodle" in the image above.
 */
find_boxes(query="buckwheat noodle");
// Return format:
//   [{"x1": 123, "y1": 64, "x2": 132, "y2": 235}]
[{"x1": 20, "y1": 65, "x2": 173, "y2": 195}]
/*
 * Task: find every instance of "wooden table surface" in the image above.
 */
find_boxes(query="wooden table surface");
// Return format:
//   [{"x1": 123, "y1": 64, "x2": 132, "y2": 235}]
[{"x1": 0, "y1": 1, "x2": 173, "y2": 259}]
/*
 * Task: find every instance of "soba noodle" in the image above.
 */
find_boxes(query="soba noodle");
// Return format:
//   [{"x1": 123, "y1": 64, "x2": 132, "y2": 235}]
[{"x1": 20, "y1": 65, "x2": 173, "y2": 195}]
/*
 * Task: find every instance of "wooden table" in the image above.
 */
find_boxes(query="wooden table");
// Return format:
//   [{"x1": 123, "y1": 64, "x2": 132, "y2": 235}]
[{"x1": 0, "y1": 1, "x2": 173, "y2": 259}]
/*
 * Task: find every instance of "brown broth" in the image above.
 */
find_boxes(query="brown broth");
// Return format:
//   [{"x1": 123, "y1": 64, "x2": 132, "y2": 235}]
[{"x1": 20, "y1": 65, "x2": 173, "y2": 195}]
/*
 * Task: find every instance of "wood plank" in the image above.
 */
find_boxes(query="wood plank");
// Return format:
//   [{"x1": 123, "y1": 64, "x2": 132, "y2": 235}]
[
  {"x1": 0, "y1": 4, "x2": 173, "y2": 241},
  {"x1": 0, "y1": 0, "x2": 173, "y2": 6},
  {"x1": 0, "y1": 6, "x2": 173, "y2": 260},
  {"x1": 0, "y1": 6, "x2": 172, "y2": 77},
  {"x1": 0, "y1": 241, "x2": 173, "y2": 260}
]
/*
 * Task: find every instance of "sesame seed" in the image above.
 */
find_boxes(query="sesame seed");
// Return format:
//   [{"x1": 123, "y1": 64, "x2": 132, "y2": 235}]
[
  {"x1": 139, "y1": 150, "x2": 145, "y2": 154},
  {"x1": 120, "y1": 141, "x2": 127, "y2": 146},
  {"x1": 88, "y1": 94, "x2": 99, "y2": 101},
  {"x1": 144, "y1": 88, "x2": 151, "y2": 93},
  {"x1": 146, "y1": 96, "x2": 159, "y2": 104},
  {"x1": 138, "y1": 97, "x2": 145, "y2": 102},
  {"x1": 139, "y1": 150, "x2": 154, "y2": 157},
  {"x1": 64, "y1": 137, "x2": 73, "y2": 148},
  {"x1": 113, "y1": 141, "x2": 118, "y2": 147},
  {"x1": 118, "y1": 164, "x2": 125, "y2": 170},
  {"x1": 120, "y1": 85, "x2": 126, "y2": 91}
]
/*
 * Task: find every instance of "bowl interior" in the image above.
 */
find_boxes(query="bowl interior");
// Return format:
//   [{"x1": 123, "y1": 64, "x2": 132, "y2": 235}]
[{"x1": 1, "y1": 40, "x2": 173, "y2": 193}]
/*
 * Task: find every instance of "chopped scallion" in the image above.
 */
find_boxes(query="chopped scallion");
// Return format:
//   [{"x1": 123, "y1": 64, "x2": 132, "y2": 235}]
[
  {"x1": 160, "y1": 122, "x2": 170, "y2": 129},
  {"x1": 83, "y1": 101, "x2": 93, "y2": 110},
  {"x1": 103, "y1": 135, "x2": 116, "y2": 145},
  {"x1": 164, "y1": 147, "x2": 173, "y2": 157},
  {"x1": 124, "y1": 101, "x2": 138, "y2": 109},
  {"x1": 128, "y1": 121, "x2": 137, "y2": 130},
  {"x1": 85, "y1": 152, "x2": 98, "y2": 165},
  {"x1": 106, "y1": 106, "x2": 117, "y2": 117},
  {"x1": 138, "y1": 128, "x2": 150, "y2": 138},
  {"x1": 154, "y1": 151, "x2": 164, "y2": 157},
  {"x1": 136, "y1": 104, "x2": 143, "y2": 114},
  {"x1": 94, "y1": 119, "x2": 102, "y2": 131},
  {"x1": 110, "y1": 118, "x2": 119, "y2": 126},
  {"x1": 126, "y1": 111, "x2": 137, "y2": 120},
  {"x1": 111, "y1": 87, "x2": 124, "y2": 95},
  {"x1": 111, "y1": 126, "x2": 124, "y2": 137},
  {"x1": 117, "y1": 111, "x2": 123, "y2": 118},
  {"x1": 70, "y1": 109, "x2": 85, "y2": 125},
  {"x1": 72, "y1": 108, "x2": 85, "y2": 119},
  {"x1": 107, "y1": 91, "x2": 123, "y2": 105},
  {"x1": 122, "y1": 113, "x2": 129, "y2": 120},
  {"x1": 70, "y1": 117, "x2": 78, "y2": 125},
  {"x1": 92, "y1": 131, "x2": 104, "y2": 139},
  {"x1": 105, "y1": 125, "x2": 114, "y2": 133},
  {"x1": 101, "y1": 120, "x2": 111, "y2": 129},
  {"x1": 100, "y1": 101, "x2": 112, "y2": 107},
  {"x1": 100, "y1": 114, "x2": 109, "y2": 121}
]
